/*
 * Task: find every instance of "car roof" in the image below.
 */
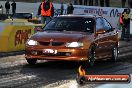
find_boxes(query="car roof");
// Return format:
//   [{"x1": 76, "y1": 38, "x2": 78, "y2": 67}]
[{"x1": 58, "y1": 14, "x2": 101, "y2": 18}]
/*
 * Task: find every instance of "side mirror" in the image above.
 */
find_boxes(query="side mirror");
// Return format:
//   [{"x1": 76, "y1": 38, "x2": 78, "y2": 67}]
[{"x1": 96, "y1": 29, "x2": 106, "y2": 35}]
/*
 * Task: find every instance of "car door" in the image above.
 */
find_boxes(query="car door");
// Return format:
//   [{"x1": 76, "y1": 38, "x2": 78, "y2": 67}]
[
  {"x1": 102, "y1": 17, "x2": 118, "y2": 51},
  {"x1": 94, "y1": 17, "x2": 111, "y2": 58}
]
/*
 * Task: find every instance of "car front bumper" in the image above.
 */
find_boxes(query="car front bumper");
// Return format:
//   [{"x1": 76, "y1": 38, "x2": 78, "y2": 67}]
[{"x1": 25, "y1": 46, "x2": 88, "y2": 61}]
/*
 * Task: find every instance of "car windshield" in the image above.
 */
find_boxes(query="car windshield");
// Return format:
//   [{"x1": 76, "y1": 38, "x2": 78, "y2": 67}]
[{"x1": 44, "y1": 17, "x2": 95, "y2": 33}]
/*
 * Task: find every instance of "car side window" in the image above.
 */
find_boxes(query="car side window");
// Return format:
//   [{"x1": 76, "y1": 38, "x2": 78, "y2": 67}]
[
  {"x1": 101, "y1": 17, "x2": 112, "y2": 32},
  {"x1": 96, "y1": 18, "x2": 104, "y2": 31}
]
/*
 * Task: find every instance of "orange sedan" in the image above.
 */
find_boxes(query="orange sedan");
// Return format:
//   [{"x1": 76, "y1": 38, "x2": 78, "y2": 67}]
[{"x1": 25, "y1": 15, "x2": 119, "y2": 66}]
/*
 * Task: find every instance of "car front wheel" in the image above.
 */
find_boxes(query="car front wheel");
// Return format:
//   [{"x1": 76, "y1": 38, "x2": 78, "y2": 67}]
[
  {"x1": 87, "y1": 45, "x2": 96, "y2": 67},
  {"x1": 111, "y1": 47, "x2": 118, "y2": 61},
  {"x1": 26, "y1": 59, "x2": 37, "y2": 65}
]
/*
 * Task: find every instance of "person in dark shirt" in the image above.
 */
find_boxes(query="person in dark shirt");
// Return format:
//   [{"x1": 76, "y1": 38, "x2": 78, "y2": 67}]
[
  {"x1": 67, "y1": 3, "x2": 74, "y2": 14},
  {"x1": 5, "y1": 1, "x2": 10, "y2": 15},
  {"x1": 11, "y1": 0, "x2": 16, "y2": 15}
]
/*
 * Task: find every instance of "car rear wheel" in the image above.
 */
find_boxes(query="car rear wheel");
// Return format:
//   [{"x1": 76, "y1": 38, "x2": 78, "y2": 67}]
[
  {"x1": 87, "y1": 45, "x2": 95, "y2": 67},
  {"x1": 111, "y1": 47, "x2": 118, "y2": 61},
  {"x1": 26, "y1": 59, "x2": 37, "y2": 65}
]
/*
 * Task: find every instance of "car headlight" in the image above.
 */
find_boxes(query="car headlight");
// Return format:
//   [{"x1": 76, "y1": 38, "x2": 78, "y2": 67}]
[
  {"x1": 66, "y1": 42, "x2": 83, "y2": 48},
  {"x1": 27, "y1": 40, "x2": 37, "y2": 45}
]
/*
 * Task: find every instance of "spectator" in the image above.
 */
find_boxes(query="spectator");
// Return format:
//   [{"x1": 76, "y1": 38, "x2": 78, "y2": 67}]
[
  {"x1": 11, "y1": 0, "x2": 16, "y2": 15},
  {"x1": 5, "y1": 0, "x2": 10, "y2": 15},
  {"x1": 119, "y1": 8, "x2": 131, "y2": 41},
  {"x1": 67, "y1": 3, "x2": 74, "y2": 14},
  {"x1": 38, "y1": 0, "x2": 54, "y2": 24},
  {"x1": 60, "y1": 1, "x2": 64, "y2": 15}
]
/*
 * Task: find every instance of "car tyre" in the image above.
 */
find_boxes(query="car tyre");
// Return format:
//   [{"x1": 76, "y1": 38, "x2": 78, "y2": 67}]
[
  {"x1": 111, "y1": 47, "x2": 118, "y2": 62},
  {"x1": 26, "y1": 59, "x2": 37, "y2": 65},
  {"x1": 87, "y1": 45, "x2": 95, "y2": 67}
]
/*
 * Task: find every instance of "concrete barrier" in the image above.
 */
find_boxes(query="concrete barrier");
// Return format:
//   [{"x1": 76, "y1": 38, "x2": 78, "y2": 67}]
[{"x1": 0, "y1": 19, "x2": 35, "y2": 52}]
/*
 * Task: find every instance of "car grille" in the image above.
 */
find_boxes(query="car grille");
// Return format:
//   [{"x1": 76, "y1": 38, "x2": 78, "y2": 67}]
[
  {"x1": 39, "y1": 42, "x2": 50, "y2": 46},
  {"x1": 37, "y1": 51, "x2": 71, "y2": 56},
  {"x1": 38, "y1": 42, "x2": 65, "y2": 46}
]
